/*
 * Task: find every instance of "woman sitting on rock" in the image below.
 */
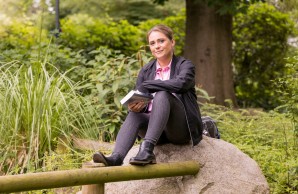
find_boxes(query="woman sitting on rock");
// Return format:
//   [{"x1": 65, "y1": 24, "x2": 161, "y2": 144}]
[{"x1": 93, "y1": 24, "x2": 203, "y2": 166}]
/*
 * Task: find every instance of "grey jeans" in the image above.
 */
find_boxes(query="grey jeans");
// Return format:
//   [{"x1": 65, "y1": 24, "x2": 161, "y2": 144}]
[{"x1": 113, "y1": 91, "x2": 190, "y2": 160}]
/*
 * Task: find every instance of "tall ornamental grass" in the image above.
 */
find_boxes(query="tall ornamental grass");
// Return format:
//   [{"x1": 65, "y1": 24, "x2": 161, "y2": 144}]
[{"x1": 0, "y1": 61, "x2": 98, "y2": 174}]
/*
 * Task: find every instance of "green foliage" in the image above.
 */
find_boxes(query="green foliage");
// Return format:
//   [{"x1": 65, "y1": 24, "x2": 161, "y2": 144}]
[
  {"x1": 59, "y1": 0, "x2": 110, "y2": 19},
  {"x1": 58, "y1": 14, "x2": 143, "y2": 55},
  {"x1": 154, "y1": 0, "x2": 263, "y2": 15},
  {"x1": 268, "y1": 0, "x2": 298, "y2": 25},
  {"x1": 108, "y1": 0, "x2": 184, "y2": 25},
  {"x1": 233, "y1": 3, "x2": 295, "y2": 109},
  {"x1": 56, "y1": 10, "x2": 186, "y2": 58},
  {"x1": 275, "y1": 54, "x2": 298, "y2": 147},
  {"x1": 6, "y1": 101, "x2": 295, "y2": 194},
  {"x1": 111, "y1": 0, "x2": 162, "y2": 25},
  {"x1": 0, "y1": 4, "x2": 297, "y2": 194},
  {"x1": 79, "y1": 47, "x2": 152, "y2": 141},
  {"x1": 0, "y1": 19, "x2": 48, "y2": 50},
  {"x1": 201, "y1": 104, "x2": 298, "y2": 193},
  {"x1": 0, "y1": 0, "x2": 36, "y2": 18},
  {"x1": 58, "y1": 0, "x2": 184, "y2": 26},
  {"x1": 0, "y1": 7, "x2": 186, "y2": 64},
  {"x1": 0, "y1": 24, "x2": 88, "y2": 82},
  {"x1": 196, "y1": 87, "x2": 214, "y2": 104},
  {"x1": 202, "y1": 0, "x2": 263, "y2": 15},
  {"x1": 0, "y1": 60, "x2": 99, "y2": 174}
]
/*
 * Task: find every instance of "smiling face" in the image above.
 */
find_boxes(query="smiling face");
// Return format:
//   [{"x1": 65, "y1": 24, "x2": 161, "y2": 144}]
[{"x1": 148, "y1": 31, "x2": 175, "y2": 66}]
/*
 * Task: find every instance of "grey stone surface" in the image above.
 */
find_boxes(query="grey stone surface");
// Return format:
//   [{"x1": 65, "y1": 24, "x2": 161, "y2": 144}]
[{"x1": 105, "y1": 136, "x2": 270, "y2": 194}]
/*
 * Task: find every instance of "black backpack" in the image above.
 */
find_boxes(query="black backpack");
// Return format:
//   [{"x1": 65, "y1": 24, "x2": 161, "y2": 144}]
[{"x1": 201, "y1": 116, "x2": 220, "y2": 139}]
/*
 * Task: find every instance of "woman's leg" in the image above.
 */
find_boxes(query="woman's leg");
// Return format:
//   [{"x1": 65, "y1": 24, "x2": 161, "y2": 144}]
[
  {"x1": 113, "y1": 112, "x2": 149, "y2": 159},
  {"x1": 129, "y1": 91, "x2": 190, "y2": 165},
  {"x1": 145, "y1": 91, "x2": 190, "y2": 145},
  {"x1": 93, "y1": 112, "x2": 149, "y2": 166}
]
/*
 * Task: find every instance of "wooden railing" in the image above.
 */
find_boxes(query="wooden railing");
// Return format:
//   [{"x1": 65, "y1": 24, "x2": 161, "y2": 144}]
[{"x1": 0, "y1": 161, "x2": 200, "y2": 194}]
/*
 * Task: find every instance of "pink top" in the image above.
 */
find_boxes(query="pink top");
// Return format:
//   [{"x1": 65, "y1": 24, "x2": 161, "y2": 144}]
[{"x1": 147, "y1": 60, "x2": 172, "y2": 112}]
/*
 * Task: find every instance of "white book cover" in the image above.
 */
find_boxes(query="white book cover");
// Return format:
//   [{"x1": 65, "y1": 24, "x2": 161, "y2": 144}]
[{"x1": 120, "y1": 90, "x2": 153, "y2": 106}]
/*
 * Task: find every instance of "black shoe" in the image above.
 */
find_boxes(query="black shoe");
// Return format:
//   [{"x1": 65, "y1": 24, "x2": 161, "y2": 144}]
[
  {"x1": 129, "y1": 141, "x2": 156, "y2": 166},
  {"x1": 93, "y1": 152, "x2": 123, "y2": 166}
]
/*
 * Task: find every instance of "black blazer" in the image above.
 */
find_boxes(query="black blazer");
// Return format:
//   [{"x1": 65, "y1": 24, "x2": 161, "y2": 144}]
[{"x1": 136, "y1": 55, "x2": 203, "y2": 146}]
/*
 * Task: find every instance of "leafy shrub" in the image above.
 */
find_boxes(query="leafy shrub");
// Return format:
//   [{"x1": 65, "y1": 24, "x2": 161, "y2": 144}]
[
  {"x1": 0, "y1": 18, "x2": 51, "y2": 64},
  {"x1": 58, "y1": 0, "x2": 184, "y2": 26},
  {"x1": 58, "y1": 10, "x2": 186, "y2": 57},
  {"x1": 275, "y1": 54, "x2": 298, "y2": 146},
  {"x1": 233, "y1": 3, "x2": 295, "y2": 109},
  {"x1": 108, "y1": 0, "x2": 183, "y2": 25},
  {"x1": 79, "y1": 47, "x2": 152, "y2": 141},
  {"x1": 58, "y1": 14, "x2": 143, "y2": 55},
  {"x1": 0, "y1": 19, "x2": 48, "y2": 50}
]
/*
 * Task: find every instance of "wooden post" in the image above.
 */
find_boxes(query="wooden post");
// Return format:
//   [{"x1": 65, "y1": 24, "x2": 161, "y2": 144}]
[{"x1": 81, "y1": 162, "x2": 105, "y2": 194}]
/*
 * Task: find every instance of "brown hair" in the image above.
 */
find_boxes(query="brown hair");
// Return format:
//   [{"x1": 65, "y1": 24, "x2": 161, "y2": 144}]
[{"x1": 147, "y1": 24, "x2": 174, "y2": 42}]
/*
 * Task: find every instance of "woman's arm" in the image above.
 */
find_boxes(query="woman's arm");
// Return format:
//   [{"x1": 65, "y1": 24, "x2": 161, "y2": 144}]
[{"x1": 141, "y1": 60, "x2": 195, "y2": 94}]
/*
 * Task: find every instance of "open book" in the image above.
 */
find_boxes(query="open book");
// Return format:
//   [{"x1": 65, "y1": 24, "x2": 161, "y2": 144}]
[{"x1": 120, "y1": 90, "x2": 154, "y2": 106}]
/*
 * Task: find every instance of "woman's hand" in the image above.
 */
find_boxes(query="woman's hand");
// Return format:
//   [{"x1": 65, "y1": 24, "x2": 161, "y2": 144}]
[{"x1": 128, "y1": 101, "x2": 146, "y2": 112}]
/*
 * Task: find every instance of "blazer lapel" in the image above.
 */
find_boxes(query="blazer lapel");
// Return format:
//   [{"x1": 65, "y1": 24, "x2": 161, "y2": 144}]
[
  {"x1": 170, "y1": 55, "x2": 178, "y2": 79},
  {"x1": 147, "y1": 60, "x2": 157, "y2": 80}
]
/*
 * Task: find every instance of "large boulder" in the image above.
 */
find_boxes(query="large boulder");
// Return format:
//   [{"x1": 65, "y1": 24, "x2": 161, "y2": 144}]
[{"x1": 105, "y1": 136, "x2": 270, "y2": 194}]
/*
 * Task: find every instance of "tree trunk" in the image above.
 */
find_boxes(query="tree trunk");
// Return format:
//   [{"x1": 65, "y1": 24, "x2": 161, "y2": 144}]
[{"x1": 184, "y1": 0, "x2": 237, "y2": 106}]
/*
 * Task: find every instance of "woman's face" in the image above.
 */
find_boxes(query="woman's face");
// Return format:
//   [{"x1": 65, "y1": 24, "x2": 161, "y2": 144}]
[{"x1": 148, "y1": 31, "x2": 175, "y2": 62}]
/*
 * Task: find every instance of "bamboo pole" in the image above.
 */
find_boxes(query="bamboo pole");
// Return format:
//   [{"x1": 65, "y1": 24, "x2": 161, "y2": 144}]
[{"x1": 0, "y1": 161, "x2": 199, "y2": 193}]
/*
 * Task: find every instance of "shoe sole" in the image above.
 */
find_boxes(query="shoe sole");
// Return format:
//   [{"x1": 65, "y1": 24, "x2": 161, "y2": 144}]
[{"x1": 129, "y1": 159, "x2": 157, "y2": 166}]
